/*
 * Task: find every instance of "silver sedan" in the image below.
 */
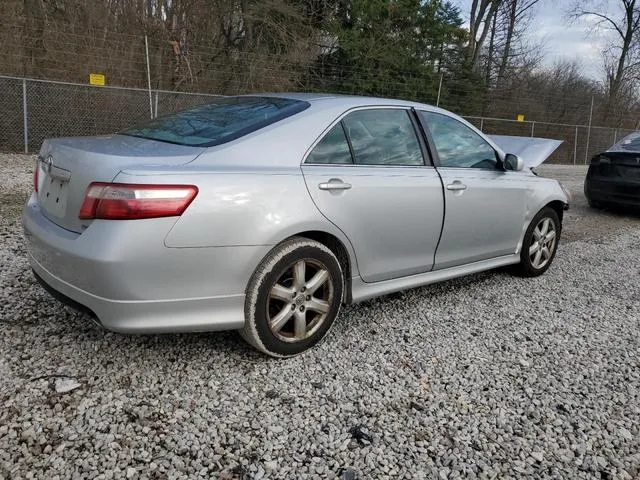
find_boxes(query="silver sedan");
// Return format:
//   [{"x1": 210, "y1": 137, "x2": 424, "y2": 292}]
[{"x1": 23, "y1": 94, "x2": 569, "y2": 357}]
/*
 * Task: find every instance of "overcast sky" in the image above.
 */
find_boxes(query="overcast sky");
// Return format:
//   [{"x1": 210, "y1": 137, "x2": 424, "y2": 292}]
[{"x1": 453, "y1": 0, "x2": 620, "y2": 80}]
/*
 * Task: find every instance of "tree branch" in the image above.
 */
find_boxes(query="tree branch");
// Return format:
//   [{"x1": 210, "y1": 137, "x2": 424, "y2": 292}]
[{"x1": 576, "y1": 11, "x2": 625, "y2": 39}]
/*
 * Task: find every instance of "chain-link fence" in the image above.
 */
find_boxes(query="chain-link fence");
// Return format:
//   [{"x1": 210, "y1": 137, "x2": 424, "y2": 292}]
[
  {"x1": 0, "y1": 75, "x2": 220, "y2": 153},
  {"x1": 0, "y1": 74, "x2": 635, "y2": 163},
  {"x1": 465, "y1": 117, "x2": 637, "y2": 165}
]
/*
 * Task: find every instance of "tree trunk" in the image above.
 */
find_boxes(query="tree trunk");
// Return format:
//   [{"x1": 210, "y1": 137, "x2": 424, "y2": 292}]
[
  {"x1": 240, "y1": 0, "x2": 253, "y2": 51},
  {"x1": 469, "y1": 0, "x2": 501, "y2": 71},
  {"x1": 497, "y1": 0, "x2": 517, "y2": 83},
  {"x1": 609, "y1": 0, "x2": 636, "y2": 102},
  {"x1": 485, "y1": 7, "x2": 498, "y2": 85},
  {"x1": 23, "y1": 0, "x2": 45, "y2": 76}
]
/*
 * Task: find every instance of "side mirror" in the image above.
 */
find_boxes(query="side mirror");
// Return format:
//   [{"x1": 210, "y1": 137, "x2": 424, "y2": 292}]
[{"x1": 504, "y1": 153, "x2": 524, "y2": 172}]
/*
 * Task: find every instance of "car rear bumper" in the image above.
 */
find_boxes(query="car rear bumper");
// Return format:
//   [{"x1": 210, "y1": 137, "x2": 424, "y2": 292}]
[
  {"x1": 32, "y1": 269, "x2": 98, "y2": 318},
  {"x1": 29, "y1": 255, "x2": 245, "y2": 333},
  {"x1": 585, "y1": 178, "x2": 640, "y2": 208},
  {"x1": 23, "y1": 193, "x2": 270, "y2": 333}
]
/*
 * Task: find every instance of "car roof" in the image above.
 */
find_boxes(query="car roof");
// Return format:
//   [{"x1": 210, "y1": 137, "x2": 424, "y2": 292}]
[
  {"x1": 244, "y1": 92, "x2": 443, "y2": 113},
  {"x1": 190, "y1": 92, "x2": 497, "y2": 168}
]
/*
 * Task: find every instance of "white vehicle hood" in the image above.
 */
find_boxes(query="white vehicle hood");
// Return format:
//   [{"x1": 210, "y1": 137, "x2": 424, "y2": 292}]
[{"x1": 488, "y1": 135, "x2": 563, "y2": 168}]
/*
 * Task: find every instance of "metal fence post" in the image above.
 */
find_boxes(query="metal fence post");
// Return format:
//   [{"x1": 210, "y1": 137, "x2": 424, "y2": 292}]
[
  {"x1": 22, "y1": 79, "x2": 28, "y2": 153},
  {"x1": 154, "y1": 90, "x2": 159, "y2": 118},
  {"x1": 480, "y1": 118, "x2": 484, "y2": 132},
  {"x1": 574, "y1": 127, "x2": 578, "y2": 165},
  {"x1": 584, "y1": 96, "x2": 594, "y2": 164},
  {"x1": 613, "y1": 129, "x2": 618, "y2": 144},
  {"x1": 145, "y1": 35, "x2": 153, "y2": 119},
  {"x1": 531, "y1": 121, "x2": 535, "y2": 137},
  {"x1": 436, "y1": 73, "x2": 443, "y2": 107}
]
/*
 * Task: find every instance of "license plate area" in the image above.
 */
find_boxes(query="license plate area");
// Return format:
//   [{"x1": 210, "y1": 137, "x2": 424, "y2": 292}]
[{"x1": 39, "y1": 175, "x2": 70, "y2": 218}]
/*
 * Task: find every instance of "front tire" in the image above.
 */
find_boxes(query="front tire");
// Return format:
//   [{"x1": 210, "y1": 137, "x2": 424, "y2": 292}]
[
  {"x1": 585, "y1": 183, "x2": 601, "y2": 209},
  {"x1": 513, "y1": 207, "x2": 561, "y2": 277},
  {"x1": 240, "y1": 237, "x2": 343, "y2": 357}
]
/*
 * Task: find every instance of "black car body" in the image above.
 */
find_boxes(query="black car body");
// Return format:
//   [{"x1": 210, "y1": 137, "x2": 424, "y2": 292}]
[{"x1": 585, "y1": 132, "x2": 640, "y2": 209}]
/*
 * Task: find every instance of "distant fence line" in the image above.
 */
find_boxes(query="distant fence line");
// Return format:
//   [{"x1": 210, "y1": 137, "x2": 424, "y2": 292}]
[
  {"x1": 0, "y1": 75, "x2": 634, "y2": 163},
  {"x1": 0, "y1": 75, "x2": 221, "y2": 154},
  {"x1": 462, "y1": 116, "x2": 634, "y2": 165}
]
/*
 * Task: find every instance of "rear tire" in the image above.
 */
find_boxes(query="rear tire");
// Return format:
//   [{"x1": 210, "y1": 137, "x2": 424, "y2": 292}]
[
  {"x1": 240, "y1": 237, "x2": 343, "y2": 357},
  {"x1": 513, "y1": 207, "x2": 561, "y2": 277}
]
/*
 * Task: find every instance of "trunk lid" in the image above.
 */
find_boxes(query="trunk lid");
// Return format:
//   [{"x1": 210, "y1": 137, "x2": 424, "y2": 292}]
[
  {"x1": 36, "y1": 135, "x2": 205, "y2": 233},
  {"x1": 488, "y1": 135, "x2": 563, "y2": 168}
]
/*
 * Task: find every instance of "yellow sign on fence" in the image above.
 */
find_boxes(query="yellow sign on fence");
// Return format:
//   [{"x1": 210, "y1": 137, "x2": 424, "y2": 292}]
[
  {"x1": 517, "y1": 114, "x2": 525, "y2": 122},
  {"x1": 89, "y1": 73, "x2": 106, "y2": 86}
]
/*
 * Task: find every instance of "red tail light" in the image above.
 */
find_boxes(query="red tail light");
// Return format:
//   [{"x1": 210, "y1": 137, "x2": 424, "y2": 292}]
[
  {"x1": 33, "y1": 161, "x2": 39, "y2": 193},
  {"x1": 79, "y1": 183, "x2": 198, "y2": 220}
]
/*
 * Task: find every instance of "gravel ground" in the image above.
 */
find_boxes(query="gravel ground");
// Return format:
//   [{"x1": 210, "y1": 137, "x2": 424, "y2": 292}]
[{"x1": 1, "y1": 155, "x2": 639, "y2": 480}]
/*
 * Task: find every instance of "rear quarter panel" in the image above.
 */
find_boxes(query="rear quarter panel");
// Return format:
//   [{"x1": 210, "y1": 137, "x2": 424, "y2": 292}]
[{"x1": 114, "y1": 167, "x2": 357, "y2": 261}]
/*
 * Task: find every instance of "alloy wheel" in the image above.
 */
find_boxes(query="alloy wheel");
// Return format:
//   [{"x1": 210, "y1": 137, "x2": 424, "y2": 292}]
[
  {"x1": 529, "y1": 217, "x2": 557, "y2": 269},
  {"x1": 266, "y1": 259, "x2": 334, "y2": 343}
]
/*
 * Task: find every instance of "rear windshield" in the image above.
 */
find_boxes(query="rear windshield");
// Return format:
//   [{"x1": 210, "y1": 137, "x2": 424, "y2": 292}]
[
  {"x1": 608, "y1": 132, "x2": 640, "y2": 153},
  {"x1": 120, "y1": 96, "x2": 310, "y2": 147}
]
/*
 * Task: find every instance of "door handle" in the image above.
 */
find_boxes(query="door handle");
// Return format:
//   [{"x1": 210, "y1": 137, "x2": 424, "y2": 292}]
[
  {"x1": 319, "y1": 180, "x2": 352, "y2": 191},
  {"x1": 446, "y1": 182, "x2": 467, "y2": 191}
]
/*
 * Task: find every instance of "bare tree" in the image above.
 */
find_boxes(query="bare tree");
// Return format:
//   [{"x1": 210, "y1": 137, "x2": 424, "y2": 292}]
[
  {"x1": 467, "y1": 0, "x2": 502, "y2": 70},
  {"x1": 485, "y1": 7, "x2": 499, "y2": 85},
  {"x1": 496, "y1": 0, "x2": 542, "y2": 82},
  {"x1": 569, "y1": 0, "x2": 640, "y2": 103},
  {"x1": 480, "y1": 0, "x2": 543, "y2": 87}
]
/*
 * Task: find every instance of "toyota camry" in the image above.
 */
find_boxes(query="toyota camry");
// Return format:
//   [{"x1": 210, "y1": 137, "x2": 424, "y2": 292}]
[{"x1": 23, "y1": 94, "x2": 570, "y2": 357}]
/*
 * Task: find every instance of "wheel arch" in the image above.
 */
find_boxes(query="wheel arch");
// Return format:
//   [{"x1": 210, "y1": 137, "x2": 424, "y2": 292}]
[
  {"x1": 544, "y1": 200, "x2": 565, "y2": 225},
  {"x1": 517, "y1": 198, "x2": 565, "y2": 256},
  {"x1": 289, "y1": 230, "x2": 354, "y2": 304}
]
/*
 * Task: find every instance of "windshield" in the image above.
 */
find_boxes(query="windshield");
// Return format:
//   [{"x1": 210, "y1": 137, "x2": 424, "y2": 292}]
[
  {"x1": 608, "y1": 131, "x2": 640, "y2": 153},
  {"x1": 120, "y1": 96, "x2": 310, "y2": 147}
]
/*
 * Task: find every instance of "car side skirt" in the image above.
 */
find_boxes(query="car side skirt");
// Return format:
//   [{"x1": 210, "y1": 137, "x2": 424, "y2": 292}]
[{"x1": 350, "y1": 254, "x2": 520, "y2": 303}]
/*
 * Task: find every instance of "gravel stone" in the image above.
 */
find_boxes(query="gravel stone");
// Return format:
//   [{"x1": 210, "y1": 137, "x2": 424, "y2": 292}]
[
  {"x1": 531, "y1": 451, "x2": 544, "y2": 462},
  {"x1": 1, "y1": 157, "x2": 639, "y2": 479},
  {"x1": 54, "y1": 377, "x2": 82, "y2": 394},
  {"x1": 264, "y1": 460, "x2": 278, "y2": 470},
  {"x1": 619, "y1": 428, "x2": 633, "y2": 441}
]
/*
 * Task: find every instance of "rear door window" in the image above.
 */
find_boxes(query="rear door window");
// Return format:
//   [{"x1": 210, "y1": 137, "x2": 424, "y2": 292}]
[
  {"x1": 342, "y1": 109, "x2": 424, "y2": 166},
  {"x1": 120, "y1": 96, "x2": 310, "y2": 147},
  {"x1": 305, "y1": 124, "x2": 353, "y2": 164}
]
